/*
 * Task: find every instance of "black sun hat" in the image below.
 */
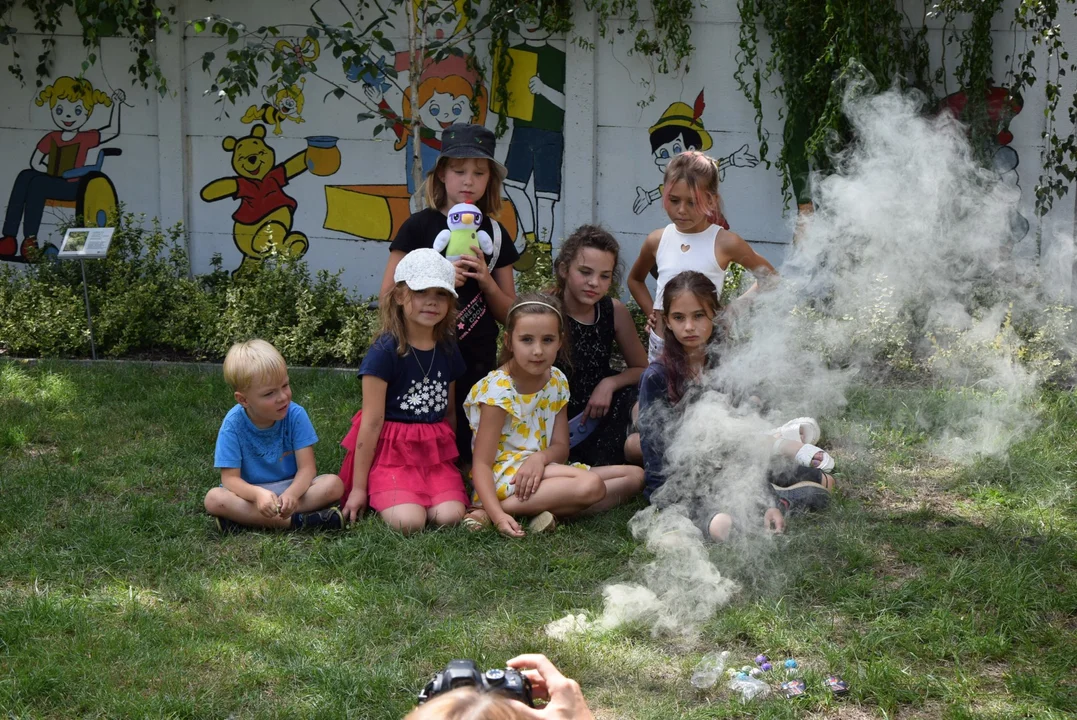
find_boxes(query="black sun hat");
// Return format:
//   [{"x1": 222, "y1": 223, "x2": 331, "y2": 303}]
[{"x1": 440, "y1": 124, "x2": 507, "y2": 178}]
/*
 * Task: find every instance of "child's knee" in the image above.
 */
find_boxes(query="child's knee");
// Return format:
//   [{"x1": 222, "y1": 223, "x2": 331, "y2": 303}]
[
  {"x1": 580, "y1": 471, "x2": 606, "y2": 505},
  {"x1": 318, "y1": 473, "x2": 344, "y2": 500},
  {"x1": 204, "y1": 487, "x2": 230, "y2": 515},
  {"x1": 380, "y1": 507, "x2": 427, "y2": 535},
  {"x1": 429, "y1": 502, "x2": 465, "y2": 526},
  {"x1": 384, "y1": 516, "x2": 426, "y2": 535},
  {"x1": 708, "y1": 513, "x2": 733, "y2": 542},
  {"x1": 626, "y1": 466, "x2": 645, "y2": 493}
]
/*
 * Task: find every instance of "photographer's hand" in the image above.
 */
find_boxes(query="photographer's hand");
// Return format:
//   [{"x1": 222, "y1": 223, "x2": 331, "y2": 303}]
[{"x1": 506, "y1": 654, "x2": 594, "y2": 720}]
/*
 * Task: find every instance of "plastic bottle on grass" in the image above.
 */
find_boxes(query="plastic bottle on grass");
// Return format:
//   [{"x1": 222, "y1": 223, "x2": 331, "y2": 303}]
[
  {"x1": 728, "y1": 675, "x2": 771, "y2": 702},
  {"x1": 690, "y1": 650, "x2": 730, "y2": 689}
]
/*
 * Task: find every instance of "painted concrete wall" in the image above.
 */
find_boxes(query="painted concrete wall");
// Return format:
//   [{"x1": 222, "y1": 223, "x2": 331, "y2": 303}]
[{"x1": 1, "y1": 1, "x2": 1074, "y2": 298}]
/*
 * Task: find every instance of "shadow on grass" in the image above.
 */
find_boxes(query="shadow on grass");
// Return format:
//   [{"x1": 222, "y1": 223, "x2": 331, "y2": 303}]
[{"x1": 2, "y1": 362, "x2": 1076, "y2": 719}]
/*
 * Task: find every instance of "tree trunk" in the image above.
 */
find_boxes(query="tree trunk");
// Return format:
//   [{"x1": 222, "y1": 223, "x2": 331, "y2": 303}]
[{"x1": 408, "y1": 0, "x2": 425, "y2": 204}]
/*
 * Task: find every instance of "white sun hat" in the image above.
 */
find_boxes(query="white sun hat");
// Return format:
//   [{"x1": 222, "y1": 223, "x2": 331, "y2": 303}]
[{"x1": 394, "y1": 248, "x2": 458, "y2": 298}]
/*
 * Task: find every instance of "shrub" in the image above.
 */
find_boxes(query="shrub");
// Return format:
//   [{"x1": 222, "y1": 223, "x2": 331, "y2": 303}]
[
  {"x1": 0, "y1": 264, "x2": 87, "y2": 357},
  {"x1": 0, "y1": 211, "x2": 379, "y2": 366}
]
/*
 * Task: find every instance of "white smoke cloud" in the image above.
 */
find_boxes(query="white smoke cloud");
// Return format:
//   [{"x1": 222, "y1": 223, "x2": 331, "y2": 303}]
[{"x1": 550, "y1": 82, "x2": 1071, "y2": 639}]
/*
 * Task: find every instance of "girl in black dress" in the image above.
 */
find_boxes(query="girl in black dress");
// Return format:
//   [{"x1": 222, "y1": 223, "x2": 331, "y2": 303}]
[{"x1": 553, "y1": 225, "x2": 649, "y2": 467}]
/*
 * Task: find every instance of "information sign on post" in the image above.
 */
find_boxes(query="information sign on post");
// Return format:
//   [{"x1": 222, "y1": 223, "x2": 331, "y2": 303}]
[
  {"x1": 58, "y1": 227, "x2": 115, "y2": 360},
  {"x1": 58, "y1": 227, "x2": 115, "y2": 259}
]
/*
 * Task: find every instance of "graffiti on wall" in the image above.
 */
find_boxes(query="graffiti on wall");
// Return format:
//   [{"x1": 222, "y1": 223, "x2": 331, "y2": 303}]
[
  {"x1": 1, "y1": 77, "x2": 125, "y2": 263},
  {"x1": 631, "y1": 90, "x2": 759, "y2": 227},
  {"x1": 200, "y1": 124, "x2": 340, "y2": 275}
]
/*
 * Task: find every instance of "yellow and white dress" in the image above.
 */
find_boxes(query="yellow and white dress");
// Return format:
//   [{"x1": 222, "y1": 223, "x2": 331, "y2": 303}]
[{"x1": 465, "y1": 367, "x2": 586, "y2": 501}]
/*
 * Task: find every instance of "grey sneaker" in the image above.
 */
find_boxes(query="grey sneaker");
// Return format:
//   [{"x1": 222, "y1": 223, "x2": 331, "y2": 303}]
[
  {"x1": 773, "y1": 482, "x2": 831, "y2": 513},
  {"x1": 292, "y1": 506, "x2": 345, "y2": 530}
]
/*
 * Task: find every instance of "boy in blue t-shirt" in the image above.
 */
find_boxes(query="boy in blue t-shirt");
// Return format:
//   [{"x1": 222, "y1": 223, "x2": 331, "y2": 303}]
[{"x1": 204, "y1": 339, "x2": 344, "y2": 533}]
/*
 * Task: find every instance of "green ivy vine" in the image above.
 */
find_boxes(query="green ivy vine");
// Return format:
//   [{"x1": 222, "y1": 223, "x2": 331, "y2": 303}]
[
  {"x1": 1007, "y1": 0, "x2": 1077, "y2": 216},
  {"x1": 1, "y1": 0, "x2": 697, "y2": 145},
  {"x1": 734, "y1": 0, "x2": 934, "y2": 205},
  {"x1": 0, "y1": 0, "x2": 178, "y2": 93},
  {"x1": 736, "y1": 0, "x2": 1077, "y2": 221}
]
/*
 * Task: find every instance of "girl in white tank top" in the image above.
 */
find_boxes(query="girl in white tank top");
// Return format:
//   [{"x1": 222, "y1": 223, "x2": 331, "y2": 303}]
[
  {"x1": 627, "y1": 151, "x2": 778, "y2": 362},
  {"x1": 654, "y1": 223, "x2": 727, "y2": 312}
]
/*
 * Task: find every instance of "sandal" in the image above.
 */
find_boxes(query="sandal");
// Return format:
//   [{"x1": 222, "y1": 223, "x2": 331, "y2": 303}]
[
  {"x1": 768, "y1": 417, "x2": 821, "y2": 445},
  {"x1": 794, "y1": 443, "x2": 835, "y2": 472},
  {"x1": 529, "y1": 511, "x2": 558, "y2": 534},
  {"x1": 462, "y1": 508, "x2": 491, "y2": 532}
]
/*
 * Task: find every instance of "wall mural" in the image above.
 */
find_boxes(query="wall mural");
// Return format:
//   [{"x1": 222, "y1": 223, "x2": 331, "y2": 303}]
[
  {"x1": 320, "y1": 7, "x2": 530, "y2": 274},
  {"x1": 1, "y1": 76, "x2": 124, "y2": 263},
  {"x1": 631, "y1": 90, "x2": 759, "y2": 229},
  {"x1": 495, "y1": 26, "x2": 565, "y2": 272},
  {"x1": 323, "y1": 55, "x2": 494, "y2": 242},
  {"x1": 939, "y1": 85, "x2": 1028, "y2": 245},
  {"x1": 200, "y1": 123, "x2": 340, "y2": 275},
  {"x1": 241, "y1": 39, "x2": 320, "y2": 136}
]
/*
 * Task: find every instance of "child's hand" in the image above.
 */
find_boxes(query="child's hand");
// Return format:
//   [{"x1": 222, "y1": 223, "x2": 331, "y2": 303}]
[
  {"x1": 764, "y1": 507, "x2": 785, "y2": 534},
  {"x1": 343, "y1": 488, "x2": 368, "y2": 524},
  {"x1": 278, "y1": 492, "x2": 299, "y2": 519},
  {"x1": 583, "y1": 378, "x2": 616, "y2": 419},
  {"x1": 256, "y1": 489, "x2": 280, "y2": 518},
  {"x1": 645, "y1": 309, "x2": 658, "y2": 334},
  {"x1": 494, "y1": 513, "x2": 525, "y2": 538},
  {"x1": 456, "y1": 248, "x2": 494, "y2": 291},
  {"x1": 452, "y1": 261, "x2": 468, "y2": 288},
  {"x1": 514, "y1": 455, "x2": 546, "y2": 501}
]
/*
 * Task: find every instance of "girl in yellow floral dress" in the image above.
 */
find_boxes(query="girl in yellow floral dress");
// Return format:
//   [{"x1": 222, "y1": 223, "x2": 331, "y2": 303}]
[{"x1": 464, "y1": 293, "x2": 644, "y2": 537}]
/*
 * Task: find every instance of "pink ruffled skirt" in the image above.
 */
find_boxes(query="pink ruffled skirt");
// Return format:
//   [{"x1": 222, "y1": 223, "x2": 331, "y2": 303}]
[{"x1": 339, "y1": 411, "x2": 467, "y2": 512}]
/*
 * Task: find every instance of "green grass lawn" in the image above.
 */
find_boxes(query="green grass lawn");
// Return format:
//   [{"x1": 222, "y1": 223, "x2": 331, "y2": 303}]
[{"x1": 1, "y1": 360, "x2": 1074, "y2": 719}]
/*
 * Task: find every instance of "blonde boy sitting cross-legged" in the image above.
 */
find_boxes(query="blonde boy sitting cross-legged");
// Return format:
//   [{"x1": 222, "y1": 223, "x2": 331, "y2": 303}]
[{"x1": 204, "y1": 339, "x2": 344, "y2": 533}]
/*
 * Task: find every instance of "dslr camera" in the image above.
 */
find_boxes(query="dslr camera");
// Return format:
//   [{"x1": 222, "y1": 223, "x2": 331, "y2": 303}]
[{"x1": 418, "y1": 659, "x2": 534, "y2": 707}]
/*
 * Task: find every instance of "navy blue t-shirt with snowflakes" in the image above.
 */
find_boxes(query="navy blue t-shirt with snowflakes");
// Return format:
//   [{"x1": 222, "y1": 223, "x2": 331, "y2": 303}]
[{"x1": 359, "y1": 334, "x2": 467, "y2": 423}]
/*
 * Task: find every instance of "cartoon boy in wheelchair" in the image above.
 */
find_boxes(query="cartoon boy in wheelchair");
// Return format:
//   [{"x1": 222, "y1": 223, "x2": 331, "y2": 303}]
[{"x1": 1, "y1": 77, "x2": 123, "y2": 262}]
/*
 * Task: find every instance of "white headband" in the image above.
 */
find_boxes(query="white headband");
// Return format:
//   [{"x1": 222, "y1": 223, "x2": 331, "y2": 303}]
[{"x1": 510, "y1": 300, "x2": 563, "y2": 323}]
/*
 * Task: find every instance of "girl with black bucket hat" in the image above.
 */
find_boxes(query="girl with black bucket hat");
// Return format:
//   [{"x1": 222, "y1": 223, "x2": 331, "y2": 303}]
[{"x1": 380, "y1": 124, "x2": 520, "y2": 466}]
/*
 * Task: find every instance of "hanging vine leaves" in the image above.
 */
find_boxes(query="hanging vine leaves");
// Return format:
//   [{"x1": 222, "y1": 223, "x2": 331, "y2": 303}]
[
  {"x1": 735, "y1": 0, "x2": 935, "y2": 205},
  {"x1": 737, "y1": 0, "x2": 1077, "y2": 220},
  {"x1": 0, "y1": 0, "x2": 180, "y2": 94},
  {"x1": 1007, "y1": 0, "x2": 1077, "y2": 216},
  {"x1": 189, "y1": 0, "x2": 695, "y2": 137}
]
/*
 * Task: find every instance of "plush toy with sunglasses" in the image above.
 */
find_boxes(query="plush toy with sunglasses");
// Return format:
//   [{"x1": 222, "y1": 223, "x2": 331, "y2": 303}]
[{"x1": 433, "y1": 203, "x2": 493, "y2": 260}]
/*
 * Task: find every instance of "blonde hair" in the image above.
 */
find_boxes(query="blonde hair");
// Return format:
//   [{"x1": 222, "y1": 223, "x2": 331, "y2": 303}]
[
  {"x1": 223, "y1": 339, "x2": 288, "y2": 391},
  {"x1": 404, "y1": 688, "x2": 525, "y2": 720},
  {"x1": 425, "y1": 156, "x2": 504, "y2": 216},
  {"x1": 36, "y1": 77, "x2": 112, "y2": 115},
  {"x1": 379, "y1": 282, "x2": 458, "y2": 355},
  {"x1": 661, "y1": 150, "x2": 724, "y2": 225}
]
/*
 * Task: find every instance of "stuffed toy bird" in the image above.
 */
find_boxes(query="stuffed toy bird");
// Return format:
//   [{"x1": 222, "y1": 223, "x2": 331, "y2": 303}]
[{"x1": 433, "y1": 203, "x2": 493, "y2": 260}]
